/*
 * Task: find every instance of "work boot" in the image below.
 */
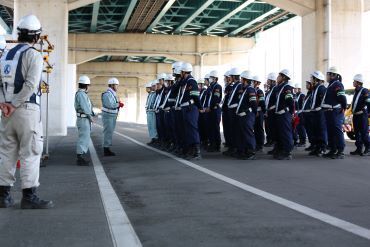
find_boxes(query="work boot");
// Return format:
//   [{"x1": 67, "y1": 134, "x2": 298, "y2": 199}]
[
  {"x1": 323, "y1": 150, "x2": 337, "y2": 159},
  {"x1": 278, "y1": 152, "x2": 292, "y2": 160},
  {"x1": 0, "y1": 186, "x2": 14, "y2": 208},
  {"x1": 147, "y1": 138, "x2": 156, "y2": 146},
  {"x1": 104, "y1": 147, "x2": 116, "y2": 157},
  {"x1": 361, "y1": 147, "x2": 370, "y2": 156},
  {"x1": 350, "y1": 148, "x2": 363, "y2": 156},
  {"x1": 191, "y1": 145, "x2": 202, "y2": 160},
  {"x1": 77, "y1": 154, "x2": 90, "y2": 166},
  {"x1": 21, "y1": 187, "x2": 54, "y2": 209},
  {"x1": 334, "y1": 151, "x2": 345, "y2": 159}
]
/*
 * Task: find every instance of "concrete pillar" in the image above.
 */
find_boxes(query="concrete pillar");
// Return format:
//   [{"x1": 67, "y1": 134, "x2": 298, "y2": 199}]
[
  {"x1": 14, "y1": 0, "x2": 68, "y2": 135},
  {"x1": 66, "y1": 64, "x2": 77, "y2": 127},
  {"x1": 302, "y1": 0, "x2": 363, "y2": 87}
]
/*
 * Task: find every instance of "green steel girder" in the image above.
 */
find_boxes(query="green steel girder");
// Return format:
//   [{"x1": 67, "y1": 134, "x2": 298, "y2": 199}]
[
  {"x1": 92, "y1": 55, "x2": 175, "y2": 64},
  {"x1": 0, "y1": 5, "x2": 12, "y2": 33}
]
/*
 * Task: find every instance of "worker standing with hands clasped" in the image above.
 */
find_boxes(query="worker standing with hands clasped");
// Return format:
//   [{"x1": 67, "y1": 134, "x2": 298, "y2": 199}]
[
  {"x1": 75, "y1": 75, "x2": 95, "y2": 166},
  {"x1": 0, "y1": 15, "x2": 54, "y2": 209},
  {"x1": 101, "y1": 77, "x2": 123, "y2": 156}
]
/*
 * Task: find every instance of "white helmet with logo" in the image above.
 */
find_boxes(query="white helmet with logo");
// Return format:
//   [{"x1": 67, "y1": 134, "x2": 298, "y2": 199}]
[
  {"x1": 17, "y1": 14, "x2": 42, "y2": 35},
  {"x1": 108, "y1": 77, "x2": 119, "y2": 85},
  {"x1": 353, "y1": 74, "x2": 364, "y2": 84},
  {"x1": 181, "y1": 62, "x2": 193, "y2": 72},
  {"x1": 78, "y1": 75, "x2": 90, "y2": 85},
  {"x1": 311, "y1": 71, "x2": 325, "y2": 81}
]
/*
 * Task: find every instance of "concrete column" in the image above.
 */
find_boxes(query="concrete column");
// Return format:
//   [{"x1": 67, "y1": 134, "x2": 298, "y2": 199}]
[
  {"x1": 302, "y1": 0, "x2": 363, "y2": 87},
  {"x1": 66, "y1": 64, "x2": 77, "y2": 127},
  {"x1": 14, "y1": 0, "x2": 68, "y2": 135}
]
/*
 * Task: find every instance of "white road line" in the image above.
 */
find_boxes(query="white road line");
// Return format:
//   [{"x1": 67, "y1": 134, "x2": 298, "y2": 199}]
[
  {"x1": 89, "y1": 139, "x2": 142, "y2": 247},
  {"x1": 110, "y1": 129, "x2": 370, "y2": 241}
]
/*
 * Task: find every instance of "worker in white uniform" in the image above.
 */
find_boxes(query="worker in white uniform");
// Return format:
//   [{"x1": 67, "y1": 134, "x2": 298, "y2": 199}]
[
  {"x1": 101, "y1": 77, "x2": 123, "y2": 156},
  {"x1": 0, "y1": 15, "x2": 54, "y2": 209},
  {"x1": 75, "y1": 75, "x2": 95, "y2": 166}
]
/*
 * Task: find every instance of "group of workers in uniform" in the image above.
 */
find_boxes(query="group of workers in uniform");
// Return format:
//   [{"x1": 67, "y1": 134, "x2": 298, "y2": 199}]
[
  {"x1": 145, "y1": 61, "x2": 370, "y2": 161},
  {"x1": 74, "y1": 75, "x2": 124, "y2": 166}
]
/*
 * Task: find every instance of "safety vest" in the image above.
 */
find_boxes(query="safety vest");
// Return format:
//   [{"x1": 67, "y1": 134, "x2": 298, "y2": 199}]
[
  {"x1": 0, "y1": 44, "x2": 41, "y2": 105},
  {"x1": 101, "y1": 89, "x2": 119, "y2": 114}
]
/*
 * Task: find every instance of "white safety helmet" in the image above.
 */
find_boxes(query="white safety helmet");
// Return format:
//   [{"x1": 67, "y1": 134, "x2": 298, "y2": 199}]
[
  {"x1": 353, "y1": 74, "x2": 364, "y2": 84},
  {"x1": 151, "y1": 80, "x2": 157, "y2": 87},
  {"x1": 224, "y1": 70, "x2": 231, "y2": 77},
  {"x1": 165, "y1": 73, "x2": 175, "y2": 81},
  {"x1": 181, "y1": 62, "x2": 193, "y2": 72},
  {"x1": 173, "y1": 62, "x2": 183, "y2": 75},
  {"x1": 311, "y1": 70, "x2": 325, "y2": 81},
  {"x1": 108, "y1": 77, "x2": 119, "y2": 85},
  {"x1": 78, "y1": 75, "x2": 90, "y2": 85},
  {"x1": 157, "y1": 73, "x2": 166, "y2": 80},
  {"x1": 294, "y1": 83, "x2": 301, "y2": 89},
  {"x1": 17, "y1": 14, "x2": 42, "y2": 35},
  {"x1": 171, "y1": 61, "x2": 182, "y2": 70},
  {"x1": 155, "y1": 79, "x2": 160, "y2": 84},
  {"x1": 267, "y1": 72, "x2": 277, "y2": 81},
  {"x1": 327, "y1": 66, "x2": 340, "y2": 75},
  {"x1": 145, "y1": 82, "x2": 152, "y2": 88},
  {"x1": 229, "y1": 67, "x2": 241, "y2": 76},
  {"x1": 253, "y1": 75, "x2": 261, "y2": 83},
  {"x1": 0, "y1": 36, "x2": 6, "y2": 50},
  {"x1": 209, "y1": 70, "x2": 218, "y2": 78},
  {"x1": 279, "y1": 69, "x2": 291, "y2": 79},
  {"x1": 204, "y1": 73, "x2": 210, "y2": 79},
  {"x1": 240, "y1": 70, "x2": 252, "y2": 80}
]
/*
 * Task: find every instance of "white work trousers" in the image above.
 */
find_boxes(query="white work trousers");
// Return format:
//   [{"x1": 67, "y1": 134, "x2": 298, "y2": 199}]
[{"x1": 0, "y1": 103, "x2": 43, "y2": 189}]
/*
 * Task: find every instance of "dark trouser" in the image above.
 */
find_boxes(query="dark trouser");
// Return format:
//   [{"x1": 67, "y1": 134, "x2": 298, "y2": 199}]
[
  {"x1": 267, "y1": 111, "x2": 277, "y2": 144},
  {"x1": 227, "y1": 108, "x2": 238, "y2": 149},
  {"x1": 182, "y1": 105, "x2": 200, "y2": 148},
  {"x1": 303, "y1": 112, "x2": 314, "y2": 144},
  {"x1": 155, "y1": 110, "x2": 165, "y2": 141},
  {"x1": 325, "y1": 109, "x2": 345, "y2": 152},
  {"x1": 237, "y1": 113, "x2": 256, "y2": 152},
  {"x1": 222, "y1": 107, "x2": 231, "y2": 146},
  {"x1": 254, "y1": 112, "x2": 265, "y2": 149},
  {"x1": 164, "y1": 110, "x2": 174, "y2": 143},
  {"x1": 311, "y1": 110, "x2": 328, "y2": 149},
  {"x1": 353, "y1": 112, "x2": 370, "y2": 150},
  {"x1": 209, "y1": 108, "x2": 222, "y2": 148},
  {"x1": 198, "y1": 112, "x2": 208, "y2": 144},
  {"x1": 174, "y1": 109, "x2": 185, "y2": 149},
  {"x1": 169, "y1": 109, "x2": 177, "y2": 145},
  {"x1": 275, "y1": 112, "x2": 293, "y2": 153},
  {"x1": 296, "y1": 113, "x2": 307, "y2": 144}
]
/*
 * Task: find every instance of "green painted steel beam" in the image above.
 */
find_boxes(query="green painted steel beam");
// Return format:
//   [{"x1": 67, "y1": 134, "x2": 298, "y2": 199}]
[
  {"x1": 174, "y1": 0, "x2": 215, "y2": 33},
  {"x1": 90, "y1": 1, "x2": 100, "y2": 32},
  {"x1": 228, "y1": 7, "x2": 280, "y2": 36},
  {"x1": 147, "y1": 0, "x2": 176, "y2": 32},
  {"x1": 203, "y1": 0, "x2": 255, "y2": 34},
  {"x1": 0, "y1": 16, "x2": 10, "y2": 34},
  {"x1": 118, "y1": 0, "x2": 138, "y2": 32}
]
